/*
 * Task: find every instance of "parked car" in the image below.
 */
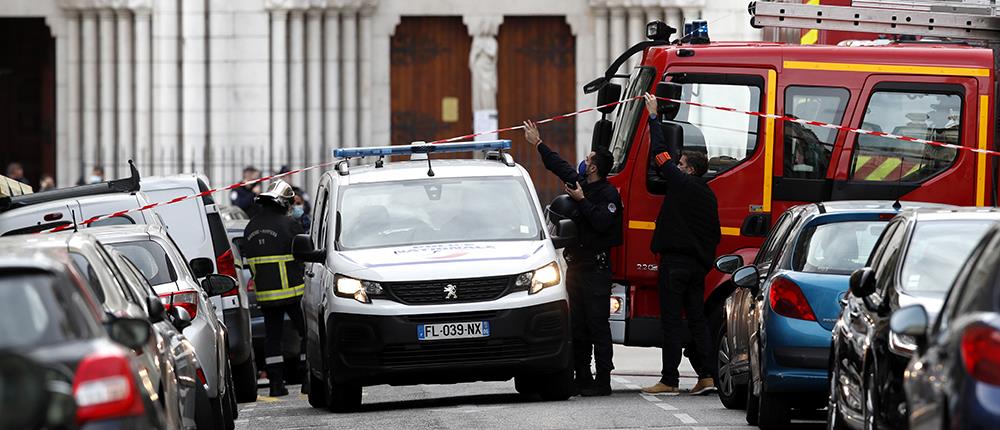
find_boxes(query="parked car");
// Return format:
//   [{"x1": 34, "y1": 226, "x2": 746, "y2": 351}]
[
  {"x1": 715, "y1": 201, "x2": 923, "y2": 429},
  {"x1": 0, "y1": 248, "x2": 166, "y2": 428},
  {"x1": 833, "y1": 210, "x2": 1000, "y2": 430},
  {"x1": 87, "y1": 224, "x2": 238, "y2": 426},
  {"x1": 897, "y1": 220, "x2": 1000, "y2": 430},
  {"x1": 219, "y1": 205, "x2": 249, "y2": 223},
  {"x1": 141, "y1": 175, "x2": 256, "y2": 401}
]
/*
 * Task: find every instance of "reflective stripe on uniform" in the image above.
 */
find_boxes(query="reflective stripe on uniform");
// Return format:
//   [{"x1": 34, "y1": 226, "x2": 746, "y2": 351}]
[
  {"x1": 265, "y1": 356, "x2": 284, "y2": 364},
  {"x1": 255, "y1": 284, "x2": 305, "y2": 302}
]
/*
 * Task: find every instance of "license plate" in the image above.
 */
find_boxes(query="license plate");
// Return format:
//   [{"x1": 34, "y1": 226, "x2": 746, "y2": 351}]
[{"x1": 417, "y1": 321, "x2": 490, "y2": 341}]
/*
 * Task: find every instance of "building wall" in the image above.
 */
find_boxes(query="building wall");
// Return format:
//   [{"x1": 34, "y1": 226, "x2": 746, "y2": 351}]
[{"x1": 3, "y1": 0, "x2": 761, "y2": 194}]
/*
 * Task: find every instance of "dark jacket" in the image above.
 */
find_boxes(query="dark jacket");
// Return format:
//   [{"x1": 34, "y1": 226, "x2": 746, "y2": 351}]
[
  {"x1": 537, "y1": 143, "x2": 623, "y2": 267},
  {"x1": 243, "y1": 205, "x2": 305, "y2": 307},
  {"x1": 648, "y1": 115, "x2": 721, "y2": 270},
  {"x1": 230, "y1": 186, "x2": 259, "y2": 217}
]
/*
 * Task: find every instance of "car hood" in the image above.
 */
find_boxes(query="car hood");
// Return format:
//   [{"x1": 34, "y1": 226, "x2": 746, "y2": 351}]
[
  {"x1": 331, "y1": 241, "x2": 556, "y2": 281},
  {"x1": 780, "y1": 271, "x2": 850, "y2": 331},
  {"x1": 898, "y1": 291, "x2": 946, "y2": 321}
]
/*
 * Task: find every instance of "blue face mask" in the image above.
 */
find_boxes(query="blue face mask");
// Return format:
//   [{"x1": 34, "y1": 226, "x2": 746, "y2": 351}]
[
  {"x1": 291, "y1": 205, "x2": 304, "y2": 219},
  {"x1": 578, "y1": 160, "x2": 588, "y2": 177}
]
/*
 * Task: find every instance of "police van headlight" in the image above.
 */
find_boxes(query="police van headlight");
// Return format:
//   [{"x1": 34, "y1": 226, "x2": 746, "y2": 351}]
[
  {"x1": 335, "y1": 275, "x2": 383, "y2": 304},
  {"x1": 516, "y1": 262, "x2": 561, "y2": 295}
]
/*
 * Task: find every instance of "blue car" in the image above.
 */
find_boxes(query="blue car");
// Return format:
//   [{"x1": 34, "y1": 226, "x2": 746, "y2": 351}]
[{"x1": 715, "y1": 201, "x2": 924, "y2": 429}]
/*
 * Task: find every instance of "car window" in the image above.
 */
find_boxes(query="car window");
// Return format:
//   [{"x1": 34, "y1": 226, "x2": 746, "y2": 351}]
[
  {"x1": 90, "y1": 215, "x2": 136, "y2": 227},
  {"x1": 92, "y1": 245, "x2": 140, "y2": 304},
  {"x1": 851, "y1": 89, "x2": 961, "y2": 182},
  {"x1": 609, "y1": 66, "x2": 656, "y2": 174},
  {"x1": 783, "y1": 86, "x2": 849, "y2": 179},
  {"x1": 793, "y1": 220, "x2": 886, "y2": 275},
  {"x1": 937, "y1": 231, "x2": 1000, "y2": 333},
  {"x1": 68, "y1": 252, "x2": 131, "y2": 312},
  {"x1": 113, "y1": 256, "x2": 158, "y2": 314},
  {"x1": 899, "y1": 220, "x2": 993, "y2": 295},
  {"x1": 0, "y1": 273, "x2": 100, "y2": 348},
  {"x1": 313, "y1": 184, "x2": 329, "y2": 248},
  {"x1": 755, "y1": 211, "x2": 797, "y2": 268},
  {"x1": 108, "y1": 240, "x2": 179, "y2": 286}
]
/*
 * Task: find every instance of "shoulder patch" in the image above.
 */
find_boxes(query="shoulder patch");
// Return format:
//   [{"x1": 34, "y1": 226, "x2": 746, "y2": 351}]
[{"x1": 608, "y1": 203, "x2": 617, "y2": 213}]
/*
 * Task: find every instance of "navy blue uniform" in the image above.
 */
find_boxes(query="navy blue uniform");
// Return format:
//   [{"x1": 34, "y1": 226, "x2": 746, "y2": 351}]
[{"x1": 537, "y1": 143, "x2": 622, "y2": 380}]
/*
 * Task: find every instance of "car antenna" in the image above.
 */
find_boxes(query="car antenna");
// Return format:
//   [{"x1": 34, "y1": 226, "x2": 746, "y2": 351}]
[
  {"x1": 426, "y1": 156, "x2": 435, "y2": 177},
  {"x1": 70, "y1": 209, "x2": 79, "y2": 233}
]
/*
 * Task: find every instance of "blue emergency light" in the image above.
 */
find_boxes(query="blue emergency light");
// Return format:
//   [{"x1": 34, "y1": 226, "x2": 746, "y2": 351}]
[{"x1": 332, "y1": 140, "x2": 511, "y2": 159}]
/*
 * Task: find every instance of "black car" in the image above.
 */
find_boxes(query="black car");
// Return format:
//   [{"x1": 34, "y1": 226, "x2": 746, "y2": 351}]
[
  {"x1": 897, "y1": 220, "x2": 1000, "y2": 430},
  {"x1": 828, "y1": 208, "x2": 999, "y2": 429},
  {"x1": 0, "y1": 249, "x2": 164, "y2": 429}
]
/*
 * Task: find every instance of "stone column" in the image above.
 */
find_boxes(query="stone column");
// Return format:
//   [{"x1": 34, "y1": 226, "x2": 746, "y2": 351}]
[
  {"x1": 359, "y1": 6, "x2": 373, "y2": 147},
  {"x1": 609, "y1": 7, "x2": 625, "y2": 74},
  {"x1": 593, "y1": 8, "x2": 608, "y2": 77},
  {"x1": 464, "y1": 15, "x2": 502, "y2": 142},
  {"x1": 182, "y1": 0, "x2": 207, "y2": 174},
  {"x1": 82, "y1": 11, "x2": 98, "y2": 175},
  {"x1": 306, "y1": 10, "x2": 322, "y2": 191},
  {"x1": 135, "y1": 8, "x2": 152, "y2": 175},
  {"x1": 665, "y1": 8, "x2": 682, "y2": 39},
  {"x1": 270, "y1": 10, "x2": 289, "y2": 172},
  {"x1": 370, "y1": 13, "x2": 399, "y2": 147},
  {"x1": 289, "y1": 11, "x2": 305, "y2": 172},
  {"x1": 323, "y1": 10, "x2": 340, "y2": 154},
  {"x1": 65, "y1": 12, "x2": 81, "y2": 185},
  {"x1": 627, "y1": 6, "x2": 644, "y2": 68},
  {"x1": 99, "y1": 10, "x2": 116, "y2": 175},
  {"x1": 153, "y1": 0, "x2": 181, "y2": 174},
  {"x1": 341, "y1": 10, "x2": 358, "y2": 148},
  {"x1": 682, "y1": 7, "x2": 700, "y2": 27},
  {"x1": 117, "y1": 10, "x2": 133, "y2": 174}
]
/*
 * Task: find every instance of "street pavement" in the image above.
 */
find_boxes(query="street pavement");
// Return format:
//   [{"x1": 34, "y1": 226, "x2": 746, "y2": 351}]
[{"x1": 237, "y1": 346, "x2": 826, "y2": 429}]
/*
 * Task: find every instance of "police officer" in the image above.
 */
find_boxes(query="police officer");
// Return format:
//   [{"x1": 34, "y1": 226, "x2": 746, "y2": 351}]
[
  {"x1": 243, "y1": 180, "x2": 308, "y2": 397},
  {"x1": 523, "y1": 120, "x2": 623, "y2": 397},
  {"x1": 639, "y1": 93, "x2": 720, "y2": 396}
]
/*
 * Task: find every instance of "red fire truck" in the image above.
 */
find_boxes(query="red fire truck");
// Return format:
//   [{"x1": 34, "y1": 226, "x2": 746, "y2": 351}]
[{"x1": 596, "y1": 1, "x2": 1000, "y2": 346}]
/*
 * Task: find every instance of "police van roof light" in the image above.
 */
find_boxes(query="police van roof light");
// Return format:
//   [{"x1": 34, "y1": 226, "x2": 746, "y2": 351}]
[{"x1": 332, "y1": 140, "x2": 512, "y2": 159}]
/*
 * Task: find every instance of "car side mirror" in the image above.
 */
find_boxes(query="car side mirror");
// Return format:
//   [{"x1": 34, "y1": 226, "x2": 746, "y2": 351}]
[
  {"x1": 169, "y1": 306, "x2": 193, "y2": 331},
  {"x1": 732, "y1": 265, "x2": 760, "y2": 295},
  {"x1": 551, "y1": 219, "x2": 578, "y2": 249},
  {"x1": 292, "y1": 234, "x2": 326, "y2": 263},
  {"x1": 189, "y1": 257, "x2": 214, "y2": 279},
  {"x1": 108, "y1": 317, "x2": 152, "y2": 350},
  {"x1": 201, "y1": 274, "x2": 237, "y2": 297},
  {"x1": 890, "y1": 305, "x2": 929, "y2": 353},
  {"x1": 715, "y1": 255, "x2": 744, "y2": 274},
  {"x1": 849, "y1": 268, "x2": 876, "y2": 298},
  {"x1": 146, "y1": 295, "x2": 166, "y2": 324}
]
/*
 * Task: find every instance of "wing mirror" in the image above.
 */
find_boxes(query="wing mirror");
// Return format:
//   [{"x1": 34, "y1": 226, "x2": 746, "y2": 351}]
[
  {"x1": 596, "y1": 83, "x2": 622, "y2": 114},
  {"x1": 551, "y1": 219, "x2": 578, "y2": 249},
  {"x1": 292, "y1": 234, "x2": 326, "y2": 263},
  {"x1": 108, "y1": 317, "x2": 152, "y2": 350},
  {"x1": 169, "y1": 306, "x2": 193, "y2": 331},
  {"x1": 202, "y1": 274, "x2": 237, "y2": 297},
  {"x1": 655, "y1": 82, "x2": 682, "y2": 119},
  {"x1": 850, "y1": 268, "x2": 879, "y2": 311},
  {"x1": 715, "y1": 255, "x2": 744, "y2": 274},
  {"x1": 146, "y1": 295, "x2": 166, "y2": 324},
  {"x1": 889, "y1": 305, "x2": 929, "y2": 354},
  {"x1": 189, "y1": 257, "x2": 214, "y2": 279},
  {"x1": 731, "y1": 265, "x2": 760, "y2": 295}
]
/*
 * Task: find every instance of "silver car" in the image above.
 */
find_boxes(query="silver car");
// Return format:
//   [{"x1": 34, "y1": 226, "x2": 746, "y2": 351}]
[{"x1": 87, "y1": 224, "x2": 237, "y2": 428}]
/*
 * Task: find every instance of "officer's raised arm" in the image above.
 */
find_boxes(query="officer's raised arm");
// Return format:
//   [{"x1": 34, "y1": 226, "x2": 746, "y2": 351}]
[
  {"x1": 523, "y1": 120, "x2": 580, "y2": 184},
  {"x1": 644, "y1": 93, "x2": 690, "y2": 188}
]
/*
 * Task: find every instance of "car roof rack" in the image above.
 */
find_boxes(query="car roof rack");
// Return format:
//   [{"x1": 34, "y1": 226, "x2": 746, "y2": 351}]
[{"x1": 0, "y1": 160, "x2": 141, "y2": 213}]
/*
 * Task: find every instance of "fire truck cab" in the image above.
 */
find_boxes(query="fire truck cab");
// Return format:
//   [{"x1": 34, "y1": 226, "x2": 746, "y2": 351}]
[{"x1": 598, "y1": 23, "x2": 996, "y2": 346}]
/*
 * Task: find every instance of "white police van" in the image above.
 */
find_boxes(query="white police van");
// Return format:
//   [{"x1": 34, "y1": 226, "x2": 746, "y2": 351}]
[{"x1": 293, "y1": 141, "x2": 576, "y2": 412}]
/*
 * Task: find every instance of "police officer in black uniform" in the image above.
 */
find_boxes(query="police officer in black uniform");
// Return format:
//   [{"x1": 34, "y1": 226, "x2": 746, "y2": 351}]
[
  {"x1": 243, "y1": 179, "x2": 308, "y2": 397},
  {"x1": 523, "y1": 120, "x2": 623, "y2": 397}
]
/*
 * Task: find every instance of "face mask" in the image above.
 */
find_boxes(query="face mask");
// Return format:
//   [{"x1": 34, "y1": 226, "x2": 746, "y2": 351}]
[
  {"x1": 291, "y1": 205, "x2": 304, "y2": 219},
  {"x1": 578, "y1": 160, "x2": 588, "y2": 177},
  {"x1": 88, "y1": 175, "x2": 102, "y2": 184}
]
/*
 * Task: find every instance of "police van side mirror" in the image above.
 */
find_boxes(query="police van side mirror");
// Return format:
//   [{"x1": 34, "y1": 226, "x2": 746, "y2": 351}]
[
  {"x1": 292, "y1": 234, "x2": 326, "y2": 263},
  {"x1": 551, "y1": 219, "x2": 578, "y2": 249}
]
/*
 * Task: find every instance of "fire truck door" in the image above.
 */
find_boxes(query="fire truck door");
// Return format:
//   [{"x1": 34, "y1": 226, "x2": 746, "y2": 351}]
[{"x1": 831, "y1": 76, "x2": 983, "y2": 205}]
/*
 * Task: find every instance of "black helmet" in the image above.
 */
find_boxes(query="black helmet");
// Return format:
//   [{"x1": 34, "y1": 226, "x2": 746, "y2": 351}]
[{"x1": 546, "y1": 194, "x2": 579, "y2": 225}]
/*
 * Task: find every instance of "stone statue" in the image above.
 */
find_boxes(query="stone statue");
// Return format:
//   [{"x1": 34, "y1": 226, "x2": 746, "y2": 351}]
[{"x1": 469, "y1": 34, "x2": 498, "y2": 111}]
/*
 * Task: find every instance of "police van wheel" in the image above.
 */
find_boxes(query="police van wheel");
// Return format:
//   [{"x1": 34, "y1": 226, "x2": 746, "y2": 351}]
[
  {"x1": 537, "y1": 368, "x2": 574, "y2": 401},
  {"x1": 513, "y1": 376, "x2": 537, "y2": 396}
]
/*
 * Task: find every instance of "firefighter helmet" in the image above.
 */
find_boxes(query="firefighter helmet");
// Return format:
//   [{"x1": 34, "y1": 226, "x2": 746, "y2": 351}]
[{"x1": 255, "y1": 179, "x2": 295, "y2": 209}]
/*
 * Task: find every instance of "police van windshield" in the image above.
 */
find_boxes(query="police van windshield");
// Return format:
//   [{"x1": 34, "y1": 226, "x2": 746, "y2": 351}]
[{"x1": 336, "y1": 176, "x2": 542, "y2": 250}]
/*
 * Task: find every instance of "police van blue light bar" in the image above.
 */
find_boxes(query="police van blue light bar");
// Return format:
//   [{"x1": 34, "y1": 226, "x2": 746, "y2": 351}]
[{"x1": 333, "y1": 140, "x2": 511, "y2": 159}]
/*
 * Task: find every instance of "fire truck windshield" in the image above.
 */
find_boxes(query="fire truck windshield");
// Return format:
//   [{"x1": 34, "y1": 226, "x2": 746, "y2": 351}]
[{"x1": 609, "y1": 67, "x2": 655, "y2": 173}]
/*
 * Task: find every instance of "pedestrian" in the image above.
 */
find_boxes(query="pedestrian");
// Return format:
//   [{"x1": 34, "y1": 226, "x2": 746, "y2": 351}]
[
  {"x1": 291, "y1": 193, "x2": 311, "y2": 233},
  {"x1": 242, "y1": 179, "x2": 308, "y2": 397},
  {"x1": 639, "y1": 92, "x2": 720, "y2": 396},
  {"x1": 38, "y1": 175, "x2": 55, "y2": 192},
  {"x1": 5, "y1": 162, "x2": 29, "y2": 187},
  {"x1": 231, "y1": 166, "x2": 261, "y2": 217},
  {"x1": 522, "y1": 119, "x2": 623, "y2": 397}
]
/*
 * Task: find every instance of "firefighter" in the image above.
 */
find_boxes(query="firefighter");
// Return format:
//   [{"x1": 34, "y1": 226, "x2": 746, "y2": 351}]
[
  {"x1": 522, "y1": 120, "x2": 623, "y2": 397},
  {"x1": 639, "y1": 92, "x2": 720, "y2": 396},
  {"x1": 243, "y1": 179, "x2": 308, "y2": 397}
]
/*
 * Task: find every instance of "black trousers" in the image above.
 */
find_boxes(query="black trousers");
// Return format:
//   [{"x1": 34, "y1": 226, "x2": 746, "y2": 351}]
[
  {"x1": 566, "y1": 265, "x2": 614, "y2": 377},
  {"x1": 262, "y1": 299, "x2": 306, "y2": 381},
  {"x1": 658, "y1": 254, "x2": 714, "y2": 386}
]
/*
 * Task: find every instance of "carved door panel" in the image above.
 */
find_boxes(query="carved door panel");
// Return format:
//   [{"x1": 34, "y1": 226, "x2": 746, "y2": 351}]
[
  {"x1": 390, "y1": 17, "x2": 472, "y2": 159},
  {"x1": 497, "y1": 16, "x2": 576, "y2": 205}
]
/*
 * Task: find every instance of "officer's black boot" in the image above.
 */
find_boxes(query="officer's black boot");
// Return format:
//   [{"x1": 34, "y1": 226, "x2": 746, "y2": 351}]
[
  {"x1": 573, "y1": 369, "x2": 594, "y2": 396},
  {"x1": 267, "y1": 364, "x2": 289, "y2": 397},
  {"x1": 580, "y1": 372, "x2": 612, "y2": 397}
]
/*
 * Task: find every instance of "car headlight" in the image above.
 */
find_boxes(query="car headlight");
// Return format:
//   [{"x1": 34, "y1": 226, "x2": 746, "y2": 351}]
[
  {"x1": 516, "y1": 262, "x2": 561, "y2": 295},
  {"x1": 335, "y1": 275, "x2": 383, "y2": 304}
]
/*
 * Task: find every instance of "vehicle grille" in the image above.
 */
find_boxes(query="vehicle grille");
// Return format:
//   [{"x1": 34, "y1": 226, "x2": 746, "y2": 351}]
[
  {"x1": 383, "y1": 276, "x2": 515, "y2": 305},
  {"x1": 380, "y1": 339, "x2": 530, "y2": 367}
]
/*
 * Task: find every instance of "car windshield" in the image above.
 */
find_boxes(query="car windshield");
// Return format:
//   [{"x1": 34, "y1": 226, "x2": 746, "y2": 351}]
[
  {"x1": 609, "y1": 67, "x2": 656, "y2": 174},
  {"x1": 900, "y1": 219, "x2": 994, "y2": 295},
  {"x1": 794, "y1": 220, "x2": 887, "y2": 275},
  {"x1": 337, "y1": 176, "x2": 542, "y2": 250},
  {"x1": 108, "y1": 240, "x2": 179, "y2": 286},
  {"x1": 0, "y1": 274, "x2": 97, "y2": 349}
]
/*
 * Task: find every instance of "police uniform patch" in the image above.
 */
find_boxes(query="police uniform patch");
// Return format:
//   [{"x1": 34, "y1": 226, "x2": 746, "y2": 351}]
[{"x1": 608, "y1": 203, "x2": 617, "y2": 213}]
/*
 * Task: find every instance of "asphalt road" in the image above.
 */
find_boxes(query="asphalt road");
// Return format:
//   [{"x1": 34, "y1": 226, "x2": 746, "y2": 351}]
[{"x1": 237, "y1": 346, "x2": 827, "y2": 430}]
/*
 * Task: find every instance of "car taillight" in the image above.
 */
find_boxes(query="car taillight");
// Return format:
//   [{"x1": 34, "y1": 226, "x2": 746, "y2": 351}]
[
  {"x1": 73, "y1": 351, "x2": 145, "y2": 424},
  {"x1": 160, "y1": 290, "x2": 199, "y2": 319},
  {"x1": 216, "y1": 250, "x2": 240, "y2": 296},
  {"x1": 769, "y1": 277, "x2": 817, "y2": 321},
  {"x1": 196, "y1": 367, "x2": 208, "y2": 385},
  {"x1": 961, "y1": 324, "x2": 1000, "y2": 386},
  {"x1": 247, "y1": 279, "x2": 255, "y2": 292}
]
